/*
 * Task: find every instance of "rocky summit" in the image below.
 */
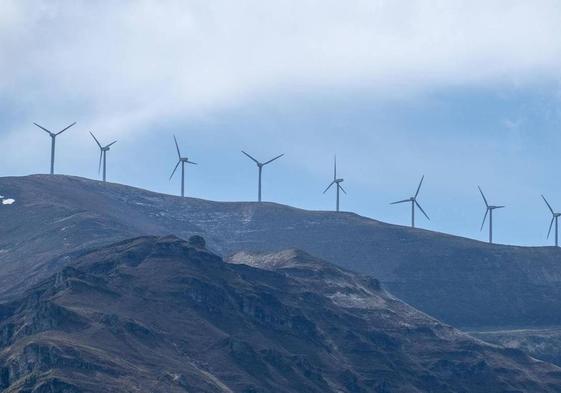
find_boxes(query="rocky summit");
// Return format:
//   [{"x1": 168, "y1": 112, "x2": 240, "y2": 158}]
[{"x1": 1, "y1": 235, "x2": 561, "y2": 392}]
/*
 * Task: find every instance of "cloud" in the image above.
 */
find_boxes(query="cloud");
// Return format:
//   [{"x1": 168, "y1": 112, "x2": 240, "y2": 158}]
[{"x1": 1, "y1": 0, "x2": 561, "y2": 137}]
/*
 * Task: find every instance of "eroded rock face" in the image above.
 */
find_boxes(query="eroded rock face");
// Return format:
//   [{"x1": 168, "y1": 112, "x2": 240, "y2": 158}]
[{"x1": 0, "y1": 236, "x2": 560, "y2": 392}]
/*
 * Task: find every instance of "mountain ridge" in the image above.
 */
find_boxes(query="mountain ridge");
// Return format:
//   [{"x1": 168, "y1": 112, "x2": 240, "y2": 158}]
[{"x1": 0, "y1": 174, "x2": 560, "y2": 329}]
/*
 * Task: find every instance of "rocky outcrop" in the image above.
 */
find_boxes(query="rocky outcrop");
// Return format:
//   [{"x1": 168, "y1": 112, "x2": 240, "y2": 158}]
[{"x1": 0, "y1": 236, "x2": 560, "y2": 392}]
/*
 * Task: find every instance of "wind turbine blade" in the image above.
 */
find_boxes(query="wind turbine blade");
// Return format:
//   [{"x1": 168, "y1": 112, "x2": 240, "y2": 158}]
[
  {"x1": 415, "y1": 200, "x2": 430, "y2": 220},
  {"x1": 33, "y1": 122, "x2": 52, "y2": 135},
  {"x1": 333, "y1": 156, "x2": 337, "y2": 180},
  {"x1": 414, "y1": 175, "x2": 424, "y2": 198},
  {"x1": 187, "y1": 160, "x2": 197, "y2": 165},
  {"x1": 56, "y1": 122, "x2": 76, "y2": 135},
  {"x1": 173, "y1": 135, "x2": 181, "y2": 158},
  {"x1": 98, "y1": 151, "x2": 103, "y2": 174},
  {"x1": 495, "y1": 205, "x2": 505, "y2": 209},
  {"x1": 323, "y1": 181, "x2": 335, "y2": 194},
  {"x1": 339, "y1": 184, "x2": 347, "y2": 194},
  {"x1": 90, "y1": 132, "x2": 102, "y2": 148},
  {"x1": 106, "y1": 140, "x2": 117, "y2": 148},
  {"x1": 542, "y1": 195, "x2": 555, "y2": 215},
  {"x1": 390, "y1": 199, "x2": 410, "y2": 205},
  {"x1": 478, "y1": 186, "x2": 489, "y2": 208},
  {"x1": 480, "y1": 208, "x2": 489, "y2": 231},
  {"x1": 263, "y1": 153, "x2": 284, "y2": 165},
  {"x1": 548, "y1": 216, "x2": 555, "y2": 239},
  {"x1": 241, "y1": 150, "x2": 259, "y2": 164},
  {"x1": 169, "y1": 160, "x2": 180, "y2": 180}
]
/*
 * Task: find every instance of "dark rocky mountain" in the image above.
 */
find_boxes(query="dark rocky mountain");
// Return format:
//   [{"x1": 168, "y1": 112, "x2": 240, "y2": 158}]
[
  {"x1": 2, "y1": 235, "x2": 561, "y2": 393},
  {"x1": 0, "y1": 174, "x2": 560, "y2": 331}
]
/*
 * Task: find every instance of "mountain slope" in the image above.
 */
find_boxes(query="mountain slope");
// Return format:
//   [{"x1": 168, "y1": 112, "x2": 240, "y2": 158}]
[
  {"x1": 0, "y1": 174, "x2": 560, "y2": 329},
  {"x1": 470, "y1": 328, "x2": 561, "y2": 368},
  {"x1": 1, "y1": 235, "x2": 561, "y2": 393}
]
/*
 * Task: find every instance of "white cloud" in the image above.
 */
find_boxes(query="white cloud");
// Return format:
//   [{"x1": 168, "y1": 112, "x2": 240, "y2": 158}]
[{"x1": 1, "y1": 0, "x2": 561, "y2": 137}]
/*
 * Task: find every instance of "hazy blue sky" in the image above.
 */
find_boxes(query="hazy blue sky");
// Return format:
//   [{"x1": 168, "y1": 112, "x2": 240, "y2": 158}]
[{"x1": 1, "y1": 1, "x2": 561, "y2": 246}]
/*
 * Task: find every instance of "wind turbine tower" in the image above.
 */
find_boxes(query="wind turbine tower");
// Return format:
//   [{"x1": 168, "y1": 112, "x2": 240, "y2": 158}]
[
  {"x1": 241, "y1": 151, "x2": 284, "y2": 202},
  {"x1": 542, "y1": 195, "x2": 560, "y2": 247},
  {"x1": 391, "y1": 176, "x2": 429, "y2": 228},
  {"x1": 478, "y1": 186, "x2": 505, "y2": 244},
  {"x1": 33, "y1": 122, "x2": 76, "y2": 175},
  {"x1": 323, "y1": 156, "x2": 346, "y2": 212},
  {"x1": 170, "y1": 135, "x2": 197, "y2": 197},
  {"x1": 90, "y1": 132, "x2": 117, "y2": 182}
]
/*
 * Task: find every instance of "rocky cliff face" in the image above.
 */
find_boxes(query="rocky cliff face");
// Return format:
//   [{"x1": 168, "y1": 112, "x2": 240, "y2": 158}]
[{"x1": 1, "y1": 236, "x2": 561, "y2": 393}]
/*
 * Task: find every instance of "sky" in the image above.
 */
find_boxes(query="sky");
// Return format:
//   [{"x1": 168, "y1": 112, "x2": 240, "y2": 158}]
[{"x1": 1, "y1": 0, "x2": 561, "y2": 246}]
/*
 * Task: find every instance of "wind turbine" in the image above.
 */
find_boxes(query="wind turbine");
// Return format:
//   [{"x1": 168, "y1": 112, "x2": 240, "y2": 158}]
[
  {"x1": 33, "y1": 122, "x2": 76, "y2": 174},
  {"x1": 90, "y1": 132, "x2": 117, "y2": 182},
  {"x1": 542, "y1": 195, "x2": 560, "y2": 247},
  {"x1": 323, "y1": 156, "x2": 346, "y2": 212},
  {"x1": 391, "y1": 175, "x2": 429, "y2": 228},
  {"x1": 478, "y1": 186, "x2": 504, "y2": 244},
  {"x1": 241, "y1": 151, "x2": 284, "y2": 202},
  {"x1": 170, "y1": 135, "x2": 197, "y2": 197}
]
